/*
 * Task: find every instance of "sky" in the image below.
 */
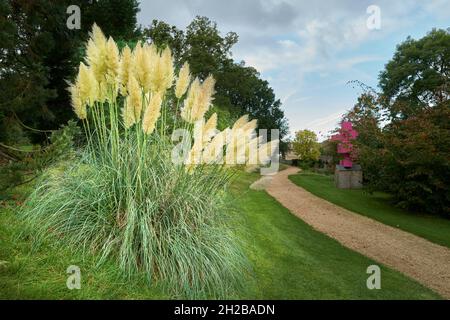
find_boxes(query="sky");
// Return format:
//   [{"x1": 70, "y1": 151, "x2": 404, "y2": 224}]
[{"x1": 137, "y1": 0, "x2": 450, "y2": 140}]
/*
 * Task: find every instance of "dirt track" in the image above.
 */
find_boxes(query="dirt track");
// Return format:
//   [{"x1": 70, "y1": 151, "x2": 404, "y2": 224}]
[{"x1": 262, "y1": 167, "x2": 450, "y2": 299}]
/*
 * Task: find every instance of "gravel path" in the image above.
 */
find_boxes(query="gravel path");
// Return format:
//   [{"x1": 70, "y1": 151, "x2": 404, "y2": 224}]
[{"x1": 262, "y1": 167, "x2": 450, "y2": 299}]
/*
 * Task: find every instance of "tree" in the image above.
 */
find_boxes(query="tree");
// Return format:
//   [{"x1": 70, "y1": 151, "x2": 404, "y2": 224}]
[
  {"x1": 143, "y1": 20, "x2": 185, "y2": 61},
  {"x1": 0, "y1": 0, "x2": 140, "y2": 145},
  {"x1": 182, "y1": 16, "x2": 238, "y2": 79},
  {"x1": 345, "y1": 29, "x2": 450, "y2": 214},
  {"x1": 144, "y1": 16, "x2": 238, "y2": 77},
  {"x1": 81, "y1": 0, "x2": 140, "y2": 41},
  {"x1": 377, "y1": 29, "x2": 450, "y2": 214},
  {"x1": 346, "y1": 91, "x2": 450, "y2": 215},
  {"x1": 343, "y1": 92, "x2": 386, "y2": 188},
  {"x1": 379, "y1": 29, "x2": 450, "y2": 120},
  {"x1": 143, "y1": 16, "x2": 289, "y2": 144},
  {"x1": 319, "y1": 139, "x2": 338, "y2": 165},
  {"x1": 292, "y1": 130, "x2": 320, "y2": 162},
  {"x1": 381, "y1": 103, "x2": 450, "y2": 214}
]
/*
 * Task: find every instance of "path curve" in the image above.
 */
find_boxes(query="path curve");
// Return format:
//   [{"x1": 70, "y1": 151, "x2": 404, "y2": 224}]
[{"x1": 262, "y1": 167, "x2": 450, "y2": 299}]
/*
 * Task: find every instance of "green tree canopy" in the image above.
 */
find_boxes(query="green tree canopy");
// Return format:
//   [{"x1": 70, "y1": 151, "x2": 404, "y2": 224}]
[
  {"x1": 0, "y1": 0, "x2": 139, "y2": 144},
  {"x1": 292, "y1": 129, "x2": 320, "y2": 162},
  {"x1": 379, "y1": 28, "x2": 450, "y2": 120},
  {"x1": 81, "y1": 0, "x2": 140, "y2": 41},
  {"x1": 344, "y1": 92, "x2": 383, "y2": 150},
  {"x1": 344, "y1": 29, "x2": 450, "y2": 214}
]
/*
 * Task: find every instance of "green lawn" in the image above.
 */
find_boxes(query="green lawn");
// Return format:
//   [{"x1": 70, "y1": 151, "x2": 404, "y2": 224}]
[
  {"x1": 289, "y1": 172, "x2": 450, "y2": 249},
  {"x1": 0, "y1": 172, "x2": 440, "y2": 299}
]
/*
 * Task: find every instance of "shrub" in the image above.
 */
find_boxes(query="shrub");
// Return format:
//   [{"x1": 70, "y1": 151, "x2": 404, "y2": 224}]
[
  {"x1": 379, "y1": 104, "x2": 450, "y2": 215},
  {"x1": 297, "y1": 159, "x2": 316, "y2": 170},
  {"x1": 0, "y1": 120, "x2": 81, "y2": 192},
  {"x1": 21, "y1": 25, "x2": 278, "y2": 298}
]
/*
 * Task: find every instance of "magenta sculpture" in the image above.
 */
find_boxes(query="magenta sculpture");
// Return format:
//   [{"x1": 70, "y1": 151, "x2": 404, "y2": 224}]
[{"x1": 331, "y1": 121, "x2": 358, "y2": 168}]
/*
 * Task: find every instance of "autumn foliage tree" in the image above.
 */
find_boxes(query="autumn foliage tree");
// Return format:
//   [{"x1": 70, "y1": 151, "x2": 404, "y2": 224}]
[
  {"x1": 381, "y1": 104, "x2": 450, "y2": 214},
  {"x1": 346, "y1": 29, "x2": 450, "y2": 215}
]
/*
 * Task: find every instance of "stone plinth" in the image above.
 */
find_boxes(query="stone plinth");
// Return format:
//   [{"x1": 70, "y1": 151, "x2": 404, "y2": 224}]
[{"x1": 334, "y1": 164, "x2": 362, "y2": 189}]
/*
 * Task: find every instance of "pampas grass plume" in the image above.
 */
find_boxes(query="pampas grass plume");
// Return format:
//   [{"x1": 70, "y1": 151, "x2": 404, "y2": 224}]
[
  {"x1": 127, "y1": 75, "x2": 143, "y2": 120},
  {"x1": 203, "y1": 113, "x2": 217, "y2": 144},
  {"x1": 77, "y1": 62, "x2": 98, "y2": 105},
  {"x1": 181, "y1": 78, "x2": 201, "y2": 122},
  {"x1": 106, "y1": 37, "x2": 120, "y2": 88},
  {"x1": 132, "y1": 41, "x2": 152, "y2": 92},
  {"x1": 149, "y1": 46, "x2": 174, "y2": 94},
  {"x1": 175, "y1": 62, "x2": 191, "y2": 99},
  {"x1": 86, "y1": 24, "x2": 108, "y2": 84},
  {"x1": 69, "y1": 83, "x2": 87, "y2": 120},
  {"x1": 194, "y1": 75, "x2": 215, "y2": 121},
  {"x1": 142, "y1": 93, "x2": 162, "y2": 134}
]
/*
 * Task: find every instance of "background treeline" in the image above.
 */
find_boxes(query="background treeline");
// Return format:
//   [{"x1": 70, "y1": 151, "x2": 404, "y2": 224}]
[
  {"x1": 0, "y1": 0, "x2": 288, "y2": 188},
  {"x1": 341, "y1": 29, "x2": 450, "y2": 215},
  {"x1": 0, "y1": 0, "x2": 140, "y2": 144},
  {"x1": 144, "y1": 17, "x2": 288, "y2": 144}
]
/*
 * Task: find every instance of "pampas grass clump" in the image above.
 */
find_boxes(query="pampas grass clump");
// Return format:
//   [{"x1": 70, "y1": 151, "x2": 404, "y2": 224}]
[{"x1": 21, "y1": 25, "x2": 277, "y2": 298}]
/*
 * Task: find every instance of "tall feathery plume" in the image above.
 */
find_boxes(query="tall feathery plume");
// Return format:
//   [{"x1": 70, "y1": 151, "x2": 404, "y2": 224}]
[
  {"x1": 85, "y1": 38, "x2": 99, "y2": 70},
  {"x1": 87, "y1": 66, "x2": 99, "y2": 104},
  {"x1": 241, "y1": 119, "x2": 258, "y2": 138},
  {"x1": 119, "y1": 45, "x2": 132, "y2": 95},
  {"x1": 77, "y1": 62, "x2": 98, "y2": 106},
  {"x1": 181, "y1": 78, "x2": 201, "y2": 122},
  {"x1": 69, "y1": 83, "x2": 87, "y2": 120},
  {"x1": 193, "y1": 75, "x2": 215, "y2": 121},
  {"x1": 126, "y1": 75, "x2": 143, "y2": 120},
  {"x1": 175, "y1": 62, "x2": 191, "y2": 99},
  {"x1": 131, "y1": 42, "x2": 152, "y2": 92},
  {"x1": 105, "y1": 37, "x2": 120, "y2": 91},
  {"x1": 202, "y1": 113, "x2": 217, "y2": 144},
  {"x1": 97, "y1": 82, "x2": 108, "y2": 103},
  {"x1": 143, "y1": 43, "x2": 158, "y2": 92},
  {"x1": 161, "y1": 46, "x2": 174, "y2": 91},
  {"x1": 122, "y1": 103, "x2": 136, "y2": 129},
  {"x1": 91, "y1": 23, "x2": 108, "y2": 49},
  {"x1": 142, "y1": 93, "x2": 162, "y2": 135},
  {"x1": 149, "y1": 46, "x2": 174, "y2": 94},
  {"x1": 85, "y1": 24, "x2": 108, "y2": 85}
]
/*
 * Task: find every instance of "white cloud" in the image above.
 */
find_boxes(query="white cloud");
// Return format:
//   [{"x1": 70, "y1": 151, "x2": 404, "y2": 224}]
[
  {"x1": 137, "y1": 0, "x2": 446, "y2": 139},
  {"x1": 304, "y1": 109, "x2": 347, "y2": 141},
  {"x1": 335, "y1": 55, "x2": 383, "y2": 69}
]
